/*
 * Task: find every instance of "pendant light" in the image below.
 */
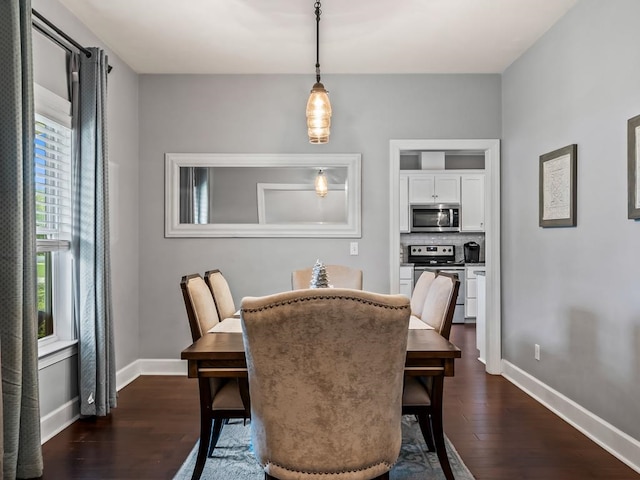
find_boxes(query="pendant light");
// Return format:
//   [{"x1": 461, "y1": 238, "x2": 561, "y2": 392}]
[
  {"x1": 306, "y1": 1, "x2": 332, "y2": 144},
  {"x1": 315, "y1": 169, "x2": 328, "y2": 197}
]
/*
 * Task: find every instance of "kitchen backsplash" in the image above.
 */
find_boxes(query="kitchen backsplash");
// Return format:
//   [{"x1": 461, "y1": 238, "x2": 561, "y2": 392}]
[{"x1": 400, "y1": 232, "x2": 485, "y2": 263}]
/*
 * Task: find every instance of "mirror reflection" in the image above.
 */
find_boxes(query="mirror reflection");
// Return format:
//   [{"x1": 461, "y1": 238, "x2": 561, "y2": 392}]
[
  {"x1": 165, "y1": 153, "x2": 361, "y2": 238},
  {"x1": 179, "y1": 166, "x2": 348, "y2": 224}
]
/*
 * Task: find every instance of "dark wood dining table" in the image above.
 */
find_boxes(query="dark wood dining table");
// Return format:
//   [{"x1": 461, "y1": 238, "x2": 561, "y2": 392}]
[{"x1": 181, "y1": 328, "x2": 461, "y2": 379}]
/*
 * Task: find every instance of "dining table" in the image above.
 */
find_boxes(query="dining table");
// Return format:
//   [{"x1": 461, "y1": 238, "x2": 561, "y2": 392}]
[
  {"x1": 181, "y1": 314, "x2": 462, "y2": 479},
  {"x1": 183, "y1": 315, "x2": 461, "y2": 378}
]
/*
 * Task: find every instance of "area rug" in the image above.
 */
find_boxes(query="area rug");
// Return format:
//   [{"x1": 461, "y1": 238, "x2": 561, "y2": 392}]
[{"x1": 173, "y1": 416, "x2": 475, "y2": 479}]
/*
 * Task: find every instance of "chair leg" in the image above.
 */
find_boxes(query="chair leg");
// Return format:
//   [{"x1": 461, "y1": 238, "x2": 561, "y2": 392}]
[
  {"x1": 431, "y1": 377, "x2": 455, "y2": 480},
  {"x1": 416, "y1": 412, "x2": 436, "y2": 452},
  {"x1": 192, "y1": 410, "x2": 212, "y2": 480},
  {"x1": 207, "y1": 418, "x2": 224, "y2": 457}
]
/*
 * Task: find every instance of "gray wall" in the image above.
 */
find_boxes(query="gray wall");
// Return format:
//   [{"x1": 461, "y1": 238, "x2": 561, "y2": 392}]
[
  {"x1": 502, "y1": 0, "x2": 640, "y2": 440},
  {"x1": 138, "y1": 74, "x2": 501, "y2": 358},
  {"x1": 32, "y1": 0, "x2": 140, "y2": 416}
]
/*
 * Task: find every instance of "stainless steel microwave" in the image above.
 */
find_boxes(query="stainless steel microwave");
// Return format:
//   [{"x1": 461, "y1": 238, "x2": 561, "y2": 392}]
[{"x1": 410, "y1": 204, "x2": 460, "y2": 232}]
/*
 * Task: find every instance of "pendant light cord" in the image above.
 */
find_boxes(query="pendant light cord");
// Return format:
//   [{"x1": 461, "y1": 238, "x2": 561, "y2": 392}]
[{"x1": 315, "y1": 1, "x2": 322, "y2": 83}]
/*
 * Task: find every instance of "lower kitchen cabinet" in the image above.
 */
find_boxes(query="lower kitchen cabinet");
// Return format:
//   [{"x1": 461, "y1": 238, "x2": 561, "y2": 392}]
[
  {"x1": 464, "y1": 265, "x2": 485, "y2": 318},
  {"x1": 399, "y1": 265, "x2": 413, "y2": 298}
]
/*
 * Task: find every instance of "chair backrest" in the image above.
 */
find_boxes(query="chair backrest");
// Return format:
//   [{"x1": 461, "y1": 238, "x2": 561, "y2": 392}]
[
  {"x1": 180, "y1": 273, "x2": 221, "y2": 341},
  {"x1": 204, "y1": 269, "x2": 236, "y2": 320},
  {"x1": 410, "y1": 270, "x2": 436, "y2": 318},
  {"x1": 291, "y1": 264, "x2": 363, "y2": 290},
  {"x1": 420, "y1": 272, "x2": 460, "y2": 340},
  {"x1": 241, "y1": 288, "x2": 410, "y2": 480}
]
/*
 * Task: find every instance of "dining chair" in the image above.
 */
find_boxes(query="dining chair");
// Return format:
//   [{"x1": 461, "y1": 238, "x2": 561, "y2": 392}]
[
  {"x1": 204, "y1": 269, "x2": 236, "y2": 320},
  {"x1": 402, "y1": 271, "x2": 460, "y2": 480},
  {"x1": 180, "y1": 274, "x2": 249, "y2": 480},
  {"x1": 410, "y1": 270, "x2": 436, "y2": 320},
  {"x1": 241, "y1": 288, "x2": 410, "y2": 480},
  {"x1": 291, "y1": 264, "x2": 363, "y2": 290}
]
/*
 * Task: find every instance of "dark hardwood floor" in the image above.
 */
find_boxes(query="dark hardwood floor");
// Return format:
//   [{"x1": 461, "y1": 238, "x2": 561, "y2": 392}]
[{"x1": 41, "y1": 324, "x2": 639, "y2": 479}]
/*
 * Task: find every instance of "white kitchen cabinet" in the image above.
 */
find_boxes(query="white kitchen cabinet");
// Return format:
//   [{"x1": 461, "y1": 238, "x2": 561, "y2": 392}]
[
  {"x1": 464, "y1": 266, "x2": 484, "y2": 318},
  {"x1": 461, "y1": 174, "x2": 485, "y2": 232},
  {"x1": 399, "y1": 173, "x2": 409, "y2": 233},
  {"x1": 399, "y1": 265, "x2": 413, "y2": 298},
  {"x1": 408, "y1": 174, "x2": 460, "y2": 204}
]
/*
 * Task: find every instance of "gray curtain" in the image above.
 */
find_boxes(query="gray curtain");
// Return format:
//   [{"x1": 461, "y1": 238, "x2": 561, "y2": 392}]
[
  {"x1": 73, "y1": 47, "x2": 116, "y2": 416},
  {"x1": 0, "y1": 0, "x2": 44, "y2": 478},
  {"x1": 179, "y1": 167, "x2": 214, "y2": 224}
]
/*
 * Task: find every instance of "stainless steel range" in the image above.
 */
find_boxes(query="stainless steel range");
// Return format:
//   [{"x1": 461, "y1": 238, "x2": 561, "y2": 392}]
[
  {"x1": 408, "y1": 244, "x2": 465, "y2": 324},
  {"x1": 407, "y1": 244, "x2": 463, "y2": 266}
]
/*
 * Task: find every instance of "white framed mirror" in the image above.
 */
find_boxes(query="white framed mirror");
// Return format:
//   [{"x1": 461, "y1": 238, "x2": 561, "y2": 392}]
[{"x1": 165, "y1": 153, "x2": 361, "y2": 237}]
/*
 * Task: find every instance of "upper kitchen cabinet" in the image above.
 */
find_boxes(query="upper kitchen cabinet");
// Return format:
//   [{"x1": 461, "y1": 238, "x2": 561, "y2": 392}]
[
  {"x1": 399, "y1": 173, "x2": 410, "y2": 233},
  {"x1": 461, "y1": 174, "x2": 485, "y2": 231},
  {"x1": 408, "y1": 173, "x2": 460, "y2": 204}
]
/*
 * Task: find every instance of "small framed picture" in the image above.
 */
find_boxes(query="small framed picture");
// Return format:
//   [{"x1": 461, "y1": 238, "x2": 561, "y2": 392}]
[
  {"x1": 539, "y1": 144, "x2": 577, "y2": 227},
  {"x1": 628, "y1": 114, "x2": 640, "y2": 219}
]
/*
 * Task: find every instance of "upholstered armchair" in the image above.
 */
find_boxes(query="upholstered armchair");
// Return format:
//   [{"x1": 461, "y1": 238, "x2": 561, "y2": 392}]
[
  {"x1": 402, "y1": 272, "x2": 460, "y2": 480},
  {"x1": 204, "y1": 269, "x2": 236, "y2": 320},
  {"x1": 291, "y1": 264, "x2": 363, "y2": 290},
  {"x1": 180, "y1": 274, "x2": 248, "y2": 480},
  {"x1": 241, "y1": 288, "x2": 410, "y2": 480}
]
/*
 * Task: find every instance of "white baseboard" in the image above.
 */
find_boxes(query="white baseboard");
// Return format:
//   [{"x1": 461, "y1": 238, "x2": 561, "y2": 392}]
[
  {"x1": 116, "y1": 358, "x2": 186, "y2": 390},
  {"x1": 115, "y1": 358, "x2": 188, "y2": 390},
  {"x1": 42, "y1": 359, "x2": 186, "y2": 444},
  {"x1": 137, "y1": 358, "x2": 188, "y2": 375},
  {"x1": 502, "y1": 360, "x2": 640, "y2": 474},
  {"x1": 40, "y1": 397, "x2": 79, "y2": 444},
  {"x1": 116, "y1": 359, "x2": 142, "y2": 391}
]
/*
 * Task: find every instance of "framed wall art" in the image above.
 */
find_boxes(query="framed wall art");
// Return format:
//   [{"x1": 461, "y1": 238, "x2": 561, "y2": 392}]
[
  {"x1": 539, "y1": 144, "x2": 577, "y2": 227},
  {"x1": 628, "y1": 114, "x2": 640, "y2": 219}
]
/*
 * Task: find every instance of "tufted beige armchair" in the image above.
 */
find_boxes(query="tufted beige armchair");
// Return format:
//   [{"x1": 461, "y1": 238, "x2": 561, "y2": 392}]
[
  {"x1": 291, "y1": 264, "x2": 363, "y2": 290},
  {"x1": 180, "y1": 274, "x2": 249, "y2": 480},
  {"x1": 241, "y1": 288, "x2": 410, "y2": 480}
]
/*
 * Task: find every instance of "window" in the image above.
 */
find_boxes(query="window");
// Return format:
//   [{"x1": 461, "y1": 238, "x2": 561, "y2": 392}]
[{"x1": 34, "y1": 85, "x2": 74, "y2": 349}]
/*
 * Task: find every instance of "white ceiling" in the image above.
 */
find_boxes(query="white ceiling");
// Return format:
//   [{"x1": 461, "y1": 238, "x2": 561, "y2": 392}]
[{"x1": 57, "y1": 0, "x2": 578, "y2": 75}]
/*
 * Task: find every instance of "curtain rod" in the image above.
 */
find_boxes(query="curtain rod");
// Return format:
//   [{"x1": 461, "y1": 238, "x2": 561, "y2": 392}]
[{"x1": 32, "y1": 9, "x2": 113, "y2": 74}]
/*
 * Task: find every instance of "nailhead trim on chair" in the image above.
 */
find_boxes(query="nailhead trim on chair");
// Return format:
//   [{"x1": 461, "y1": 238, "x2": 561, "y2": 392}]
[
  {"x1": 262, "y1": 459, "x2": 396, "y2": 476},
  {"x1": 242, "y1": 294, "x2": 410, "y2": 313}
]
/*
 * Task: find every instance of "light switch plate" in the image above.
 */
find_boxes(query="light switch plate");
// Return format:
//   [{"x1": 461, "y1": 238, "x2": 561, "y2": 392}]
[{"x1": 350, "y1": 242, "x2": 359, "y2": 255}]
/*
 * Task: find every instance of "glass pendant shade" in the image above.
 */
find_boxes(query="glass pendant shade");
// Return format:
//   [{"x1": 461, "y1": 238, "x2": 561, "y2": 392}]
[
  {"x1": 306, "y1": 82, "x2": 332, "y2": 144},
  {"x1": 315, "y1": 169, "x2": 328, "y2": 197}
]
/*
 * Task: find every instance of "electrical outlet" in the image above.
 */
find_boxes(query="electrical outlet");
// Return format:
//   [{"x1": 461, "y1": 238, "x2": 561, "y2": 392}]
[
  {"x1": 534, "y1": 344, "x2": 540, "y2": 361},
  {"x1": 350, "y1": 242, "x2": 359, "y2": 255}
]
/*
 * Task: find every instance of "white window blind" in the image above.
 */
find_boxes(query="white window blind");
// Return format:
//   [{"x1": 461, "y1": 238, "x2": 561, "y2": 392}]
[{"x1": 35, "y1": 112, "x2": 72, "y2": 252}]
